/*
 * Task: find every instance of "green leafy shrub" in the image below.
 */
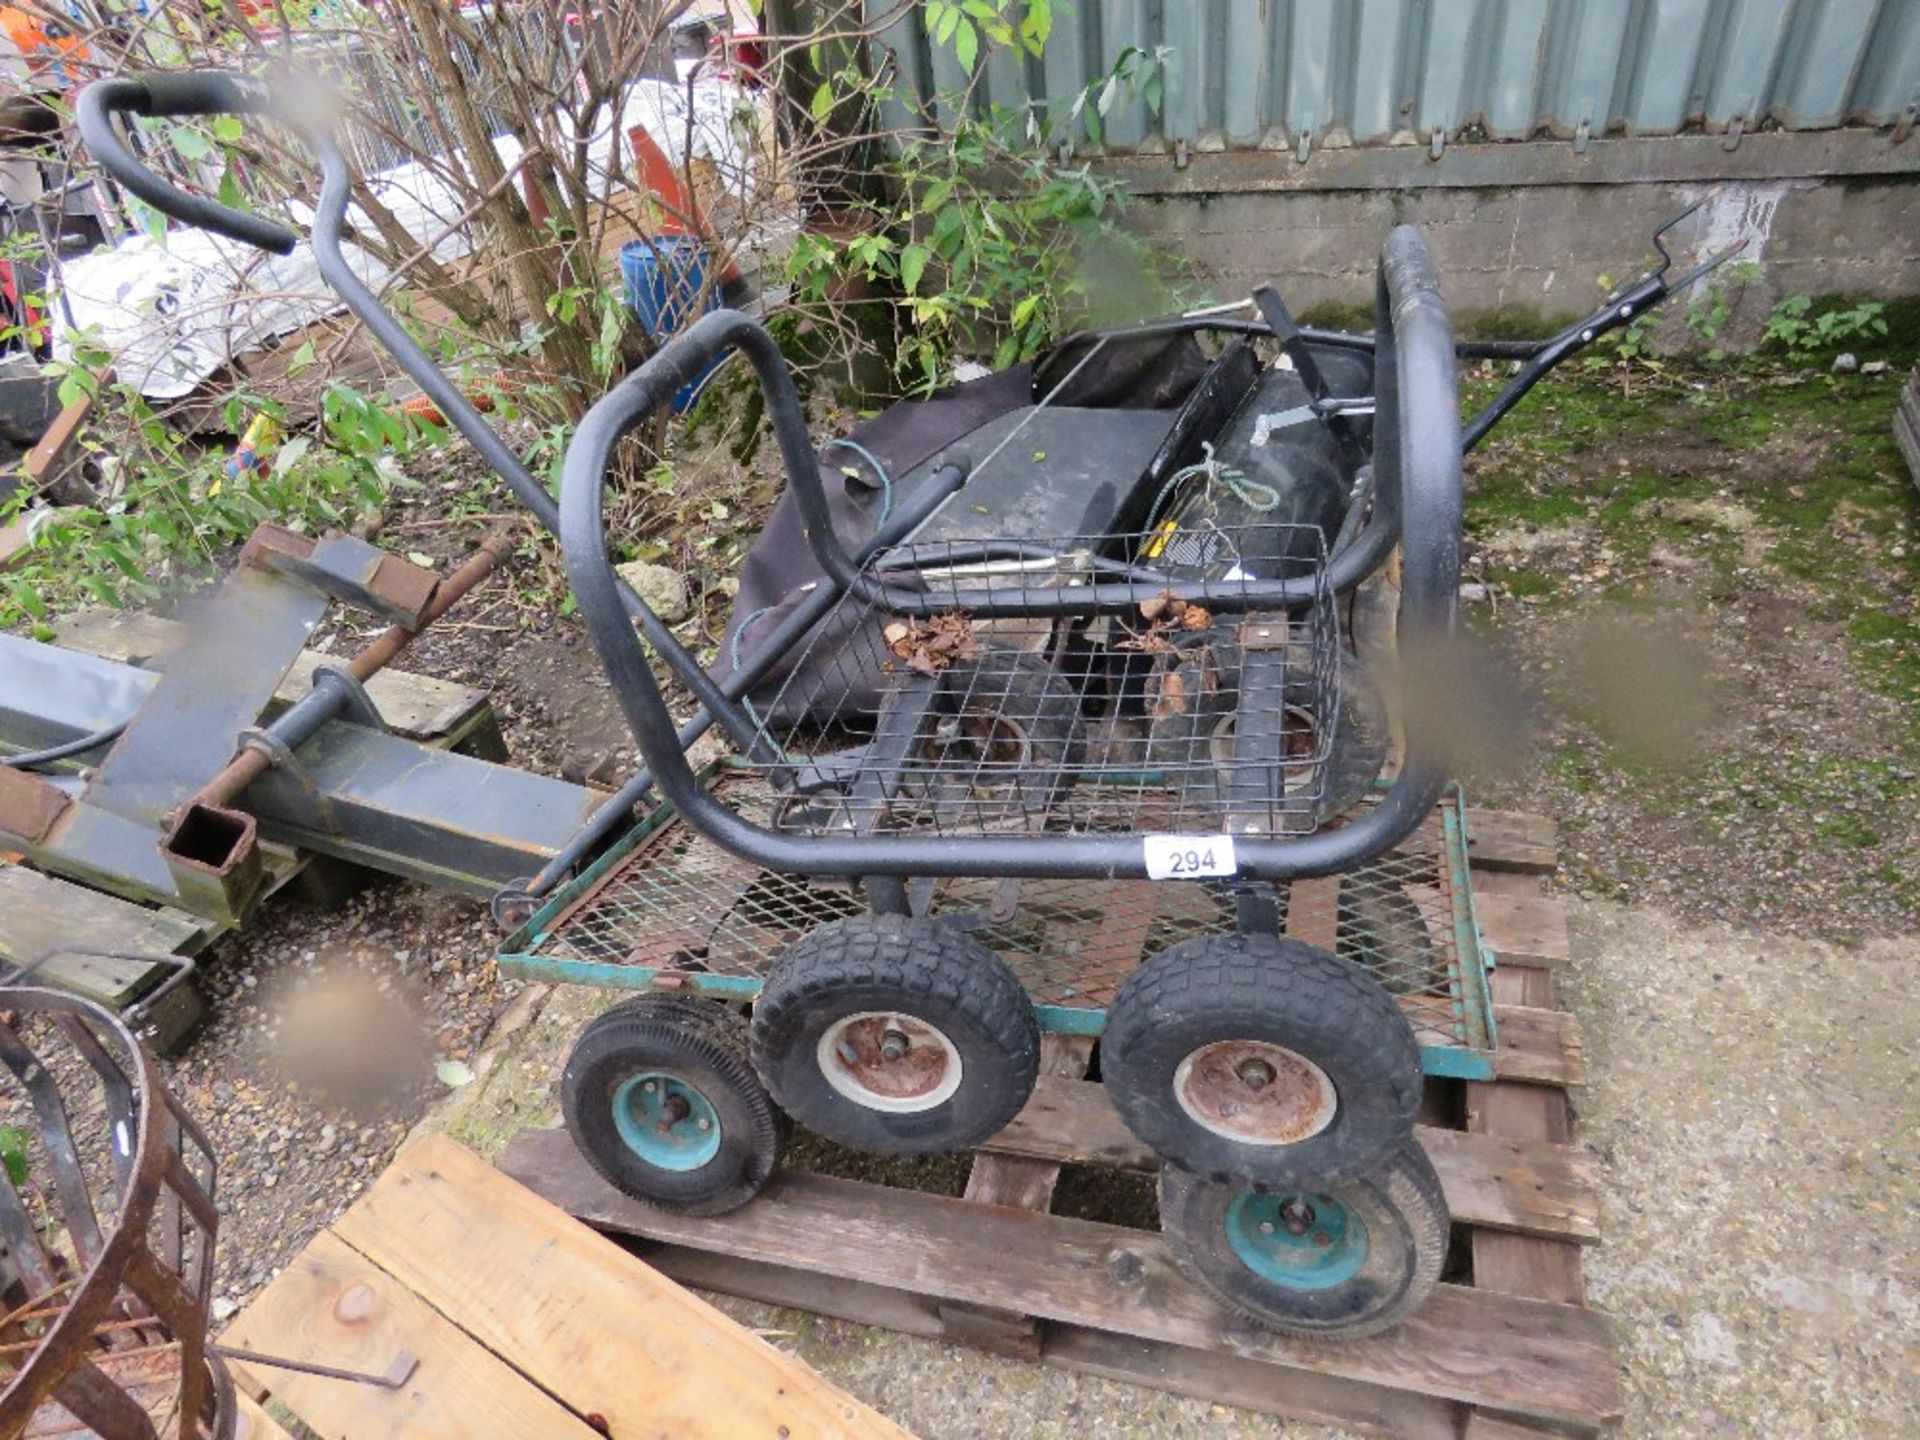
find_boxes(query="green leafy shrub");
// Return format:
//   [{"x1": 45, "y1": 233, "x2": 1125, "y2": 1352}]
[
  {"x1": 3, "y1": 354, "x2": 440, "y2": 635},
  {"x1": 785, "y1": 31, "x2": 1172, "y2": 391},
  {"x1": 1763, "y1": 294, "x2": 1891, "y2": 360}
]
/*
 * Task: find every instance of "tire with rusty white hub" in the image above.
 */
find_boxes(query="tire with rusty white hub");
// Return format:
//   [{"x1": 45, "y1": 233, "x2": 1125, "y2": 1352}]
[
  {"x1": 1101, "y1": 933, "x2": 1422, "y2": 1188},
  {"x1": 562, "y1": 994, "x2": 787, "y2": 1216},
  {"x1": 1158, "y1": 1137, "x2": 1448, "y2": 1338},
  {"x1": 751, "y1": 914, "x2": 1040, "y2": 1155}
]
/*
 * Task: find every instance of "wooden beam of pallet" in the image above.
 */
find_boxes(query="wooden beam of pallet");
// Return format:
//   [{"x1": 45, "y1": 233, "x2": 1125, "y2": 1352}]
[
  {"x1": 1462, "y1": 810, "x2": 1558, "y2": 874},
  {"x1": 0, "y1": 861, "x2": 211, "y2": 1006},
  {"x1": 23, "y1": 380, "x2": 99, "y2": 489},
  {"x1": 1466, "y1": 871, "x2": 1593, "y2": 1437},
  {"x1": 502, "y1": 1128, "x2": 1623, "y2": 1430},
  {"x1": 328, "y1": 1136, "x2": 912, "y2": 1440},
  {"x1": 939, "y1": 1035, "x2": 1096, "y2": 1355},
  {"x1": 1469, "y1": 964, "x2": 1584, "y2": 1317},
  {"x1": 1463, "y1": 1412, "x2": 1577, "y2": 1440},
  {"x1": 1490, "y1": 1004, "x2": 1586, "y2": 1087},
  {"x1": 652, "y1": 1246, "x2": 1463, "y2": 1440},
  {"x1": 978, "y1": 1075, "x2": 1598, "y2": 1244},
  {"x1": 1474, "y1": 890, "x2": 1574, "y2": 968}
]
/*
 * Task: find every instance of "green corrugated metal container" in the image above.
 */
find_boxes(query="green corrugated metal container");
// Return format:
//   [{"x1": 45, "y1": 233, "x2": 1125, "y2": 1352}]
[{"x1": 864, "y1": 0, "x2": 1920, "y2": 151}]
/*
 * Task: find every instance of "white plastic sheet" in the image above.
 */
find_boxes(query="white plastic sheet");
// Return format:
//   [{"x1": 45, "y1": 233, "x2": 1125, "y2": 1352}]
[{"x1": 55, "y1": 76, "x2": 755, "y2": 399}]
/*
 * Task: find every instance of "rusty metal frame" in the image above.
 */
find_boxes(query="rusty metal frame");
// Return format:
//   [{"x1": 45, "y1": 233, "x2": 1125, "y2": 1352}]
[{"x1": 0, "y1": 988, "x2": 232, "y2": 1439}]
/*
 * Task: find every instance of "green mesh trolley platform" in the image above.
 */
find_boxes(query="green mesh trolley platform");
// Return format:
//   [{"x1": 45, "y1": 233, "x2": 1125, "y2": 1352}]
[{"x1": 500, "y1": 768, "x2": 1498, "y2": 1080}]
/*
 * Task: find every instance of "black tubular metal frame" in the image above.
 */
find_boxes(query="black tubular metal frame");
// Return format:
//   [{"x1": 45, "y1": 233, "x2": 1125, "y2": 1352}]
[
  {"x1": 1052, "y1": 196, "x2": 1745, "y2": 455},
  {"x1": 74, "y1": 71, "x2": 763, "y2": 760},
  {"x1": 67, "y1": 68, "x2": 1742, "y2": 905},
  {"x1": 561, "y1": 225, "x2": 1462, "y2": 884}
]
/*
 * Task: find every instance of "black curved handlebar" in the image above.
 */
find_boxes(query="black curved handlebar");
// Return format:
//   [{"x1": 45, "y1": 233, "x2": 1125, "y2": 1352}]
[
  {"x1": 76, "y1": 73, "x2": 300, "y2": 255},
  {"x1": 72, "y1": 67, "x2": 773, "y2": 764},
  {"x1": 562, "y1": 225, "x2": 1462, "y2": 883}
]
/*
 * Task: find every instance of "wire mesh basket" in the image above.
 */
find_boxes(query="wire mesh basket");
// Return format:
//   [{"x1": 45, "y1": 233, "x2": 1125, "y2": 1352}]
[
  {"x1": 733, "y1": 523, "x2": 1362, "y2": 843},
  {"x1": 502, "y1": 776, "x2": 1497, "y2": 1078},
  {"x1": 0, "y1": 989, "x2": 232, "y2": 1438}
]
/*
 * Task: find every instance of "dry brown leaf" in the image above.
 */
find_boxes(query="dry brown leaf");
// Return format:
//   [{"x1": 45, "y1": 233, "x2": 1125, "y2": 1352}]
[
  {"x1": 1116, "y1": 625, "x2": 1176, "y2": 655},
  {"x1": 884, "y1": 611, "x2": 979, "y2": 675},
  {"x1": 1151, "y1": 669, "x2": 1189, "y2": 719},
  {"x1": 1181, "y1": 604, "x2": 1213, "y2": 631},
  {"x1": 1139, "y1": 593, "x2": 1172, "y2": 622}
]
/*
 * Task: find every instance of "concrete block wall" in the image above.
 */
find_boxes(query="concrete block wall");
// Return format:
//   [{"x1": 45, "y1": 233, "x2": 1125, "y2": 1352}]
[{"x1": 1100, "y1": 133, "x2": 1920, "y2": 348}]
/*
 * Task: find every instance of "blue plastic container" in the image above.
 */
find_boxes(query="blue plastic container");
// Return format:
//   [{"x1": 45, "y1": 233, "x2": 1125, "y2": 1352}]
[{"x1": 620, "y1": 236, "x2": 724, "y2": 413}]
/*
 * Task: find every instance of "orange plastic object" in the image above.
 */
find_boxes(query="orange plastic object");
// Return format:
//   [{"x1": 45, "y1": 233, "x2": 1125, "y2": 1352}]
[{"x1": 625, "y1": 122, "x2": 742, "y2": 285}]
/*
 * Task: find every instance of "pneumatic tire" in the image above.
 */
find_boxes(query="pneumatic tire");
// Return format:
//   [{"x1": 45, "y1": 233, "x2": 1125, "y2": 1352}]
[
  {"x1": 750, "y1": 914, "x2": 1041, "y2": 1155},
  {"x1": 1158, "y1": 1137, "x2": 1448, "y2": 1339},
  {"x1": 904, "y1": 650, "x2": 1081, "y2": 824},
  {"x1": 561, "y1": 994, "x2": 787, "y2": 1216},
  {"x1": 1101, "y1": 933, "x2": 1422, "y2": 1188}
]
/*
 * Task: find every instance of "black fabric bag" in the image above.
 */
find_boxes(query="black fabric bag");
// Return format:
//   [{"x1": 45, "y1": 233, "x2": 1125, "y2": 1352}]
[{"x1": 713, "y1": 331, "x2": 1211, "y2": 727}]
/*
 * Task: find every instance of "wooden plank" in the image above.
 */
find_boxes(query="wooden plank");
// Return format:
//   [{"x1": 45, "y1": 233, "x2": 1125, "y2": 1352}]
[
  {"x1": 1490, "y1": 1004, "x2": 1586, "y2": 1088},
  {"x1": 1474, "y1": 890, "x2": 1572, "y2": 968},
  {"x1": 1464, "y1": 1184, "x2": 1585, "y2": 1304},
  {"x1": 1045, "y1": 1328, "x2": 1464, "y2": 1440},
  {"x1": 329, "y1": 1136, "x2": 913, "y2": 1440},
  {"x1": 653, "y1": 1247, "x2": 1463, "y2": 1440},
  {"x1": 963, "y1": 1035, "x2": 1092, "y2": 1210},
  {"x1": 22, "y1": 383, "x2": 97, "y2": 488},
  {"x1": 978, "y1": 1074, "x2": 1598, "y2": 1243},
  {"x1": 1284, "y1": 874, "x2": 1341, "y2": 948},
  {"x1": 223, "y1": 1229, "x2": 604, "y2": 1439},
  {"x1": 1462, "y1": 810, "x2": 1558, "y2": 874},
  {"x1": 234, "y1": 1391, "x2": 301, "y2": 1440},
  {"x1": 1467, "y1": 959, "x2": 1587, "y2": 1339},
  {"x1": 1467, "y1": 867, "x2": 1548, "y2": 900},
  {"x1": 51, "y1": 610, "x2": 490, "y2": 743},
  {"x1": 1462, "y1": 1410, "x2": 1567, "y2": 1440},
  {"x1": 501, "y1": 1129, "x2": 1623, "y2": 1430},
  {"x1": 652, "y1": 1244, "x2": 952, "y2": 1339},
  {"x1": 0, "y1": 861, "x2": 208, "y2": 1005},
  {"x1": 940, "y1": 1035, "x2": 1095, "y2": 1355}
]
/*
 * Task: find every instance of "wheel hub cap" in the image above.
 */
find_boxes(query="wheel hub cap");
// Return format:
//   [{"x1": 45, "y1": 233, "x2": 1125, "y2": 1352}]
[
  {"x1": 612, "y1": 1072, "x2": 722, "y2": 1172},
  {"x1": 1172, "y1": 1040, "x2": 1338, "y2": 1145},
  {"x1": 817, "y1": 1012, "x2": 963, "y2": 1113},
  {"x1": 1225, "y1": 1190, "x2": 1369, "y2": 1290}
]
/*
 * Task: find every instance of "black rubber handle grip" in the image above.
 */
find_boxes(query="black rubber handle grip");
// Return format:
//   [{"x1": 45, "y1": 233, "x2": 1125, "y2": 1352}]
[{"x1": 75, "y1": 73, "x2": 299, "y2": 255}]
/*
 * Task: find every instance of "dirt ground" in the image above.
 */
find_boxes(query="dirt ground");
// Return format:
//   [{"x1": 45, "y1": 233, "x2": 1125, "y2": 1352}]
[{"x1": 28, "y1": 361, "x2": 1914, "y2": 1434}]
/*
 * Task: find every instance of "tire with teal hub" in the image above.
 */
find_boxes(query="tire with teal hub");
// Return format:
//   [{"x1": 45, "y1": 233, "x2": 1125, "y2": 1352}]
[
  {"x1": 562, "y1": 995, "x2": 786, "y2": 1216},
  {"x1": 1158, "y1": 1138, "x2": 1448, "y2": 1339}
]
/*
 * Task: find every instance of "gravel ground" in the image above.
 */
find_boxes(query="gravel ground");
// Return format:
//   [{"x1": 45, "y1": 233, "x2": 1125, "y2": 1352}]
[
  {"x1": 164, "y1": 881, "x2": 513, "y2": 1320},
  {"x1": 1565, "y1": 899, "x2": 1916, "y2": 1440}
]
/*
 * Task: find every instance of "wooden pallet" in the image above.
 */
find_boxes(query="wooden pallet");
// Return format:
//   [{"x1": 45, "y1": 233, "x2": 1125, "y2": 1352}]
[
  {"x1": 221, "y1": 1136, "x2": 913, "y2": 1439},
  {"x1": 500, "y1": 808, "x2": 1621, "y2": 1438}
]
